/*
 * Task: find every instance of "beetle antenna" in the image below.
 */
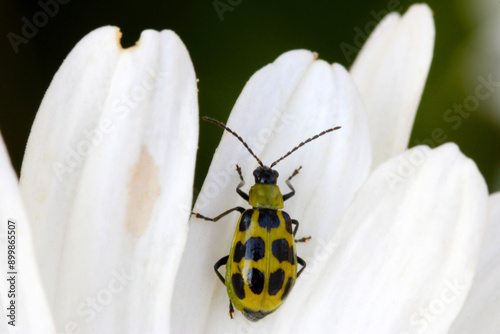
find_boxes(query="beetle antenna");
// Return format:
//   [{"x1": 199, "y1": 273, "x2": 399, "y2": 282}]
[
  {"x1": 270, "y1": 126, "x2": 341, "y2": 168},
  {"x1": 203, "y1": 117, "x2": 264, "y2": 168}
]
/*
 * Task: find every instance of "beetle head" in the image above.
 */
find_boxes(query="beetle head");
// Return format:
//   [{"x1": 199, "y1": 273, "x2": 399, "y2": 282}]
[{"x1": 253, "y1": 166, "x2": 279, "y2": 185}]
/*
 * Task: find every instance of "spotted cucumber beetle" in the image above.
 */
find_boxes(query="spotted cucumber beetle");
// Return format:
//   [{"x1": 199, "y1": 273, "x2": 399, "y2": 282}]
[{"x1": 193, "y1": 116, "x2": 341, "y2": 321}]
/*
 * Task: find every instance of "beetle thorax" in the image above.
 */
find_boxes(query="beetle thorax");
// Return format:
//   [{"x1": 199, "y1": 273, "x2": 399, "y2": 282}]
[{"x1": 248, "y1": 184, "x2": 284, "y2": 209}]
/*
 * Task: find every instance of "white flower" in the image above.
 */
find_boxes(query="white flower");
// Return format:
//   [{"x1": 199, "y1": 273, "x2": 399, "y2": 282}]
[
  {"x1": 0, "y1": 3, "x2": 497, "y2": 334},
  {"x1": 173, "y1": 4, "x2": 495, "y2": 334},
  {"x1": 1, "y1": 27, "x2": 198, "y2": 333}
]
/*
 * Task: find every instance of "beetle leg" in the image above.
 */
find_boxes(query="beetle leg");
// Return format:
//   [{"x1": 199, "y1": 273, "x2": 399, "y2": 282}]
[
  {"x1": 214, "y1": 255, "x2": 229, "y2": 285},
  {"x1": 291, "y1": 219, "x2": 311, "y2": 242},
  {"x1": 291, "y1": 219, "x2": 299, "y2": 236},
  {"x1": 297, "y1": 257, "x2": 307, "y2": 278},
  {"x1": 192, "y1": 207, "x2": 245, "y2": 222},
  {"x1": 229, "y1": 300, "x2": 235, "y2": 319},
  {"x1": 214, "y1": 256, "x2": 235, "y2": 320},
  {"x1": 295, "y1": 236, "x2": 312, "y2": 243},
  {"x1": 235, "y1": 164, "x2": 249, "y2": 201},
  {"x1": 283, "y1": 166, "x2": 302, "y2": 201}
]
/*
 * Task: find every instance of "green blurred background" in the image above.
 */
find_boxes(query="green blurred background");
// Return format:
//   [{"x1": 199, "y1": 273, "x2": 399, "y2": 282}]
[{"x1": 1, "y1": 0, "x2": 499, "y2": 194}]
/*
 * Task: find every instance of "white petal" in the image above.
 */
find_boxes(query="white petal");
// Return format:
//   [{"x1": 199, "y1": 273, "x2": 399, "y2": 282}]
[
  {"x1": 351, "y1": 4, "x2": 435, "y2": 168},
  {"x1": 19, "y1": 27, "x2": 198, "y2": 333},
  {"x1": 448, "y1": 192, "x2": 500, "y2": 334},
  {"x1": 0, "y1": 133, "x2": 55, "y2": 333},
  {"x1": 276, "y1": 144, "x2": 488, "y2": 333},
  {"x1": 172, "y1": 50, "x2": 371, "y2": 332}
]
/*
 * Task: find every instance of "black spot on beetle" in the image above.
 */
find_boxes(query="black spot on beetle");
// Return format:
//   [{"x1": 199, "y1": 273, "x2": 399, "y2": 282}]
[
  {"x1": 234, "y1": 238, "x2": 265, "y2": 263},
  {"x1": 281, "y1": 277, "x2": 294, "y2": 301},
  {"x1": 233, "y1": 242, "x2": 245, "y2": 263},
  {"x1": 232, "y1": 273, "x2": 245, "y2": 299},
  {"x1": 239, "y1": 210, "x2": 254, "y2": 231},
  {"x1": 245, "y1": 237, "x2": 265, "y2": 261},
  {"x1": 268, "y1": 269, "x2": 285, "y2": 296},
  {"x1": 289, "y1": 246, "x2": 295, "y2": 265},
  {"x1": 272, "y1": 239, "x2": 293, "y2": 263},
  {"x1": 258, "y1": 209, "x2": 281, "y2": 231},
  {"x1": 243, "y1": 308, "x2": 271, "y2": 321},
  {"x1": 282, "y1": 211, "x2": 293, "y2": 234},
  {"x1": 247, "y1": 268, "x2": 265, "y2": 295}
]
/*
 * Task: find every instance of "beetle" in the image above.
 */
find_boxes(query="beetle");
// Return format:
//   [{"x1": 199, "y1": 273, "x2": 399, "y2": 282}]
[{"x1": 193, "y1": 116, "x2": 341, "y2": 321}]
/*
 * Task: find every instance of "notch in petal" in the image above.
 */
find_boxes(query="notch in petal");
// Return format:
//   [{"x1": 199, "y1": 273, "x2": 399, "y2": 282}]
[{"x1": 20, "y1": 27, "x2": 198, "y2": 333}]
